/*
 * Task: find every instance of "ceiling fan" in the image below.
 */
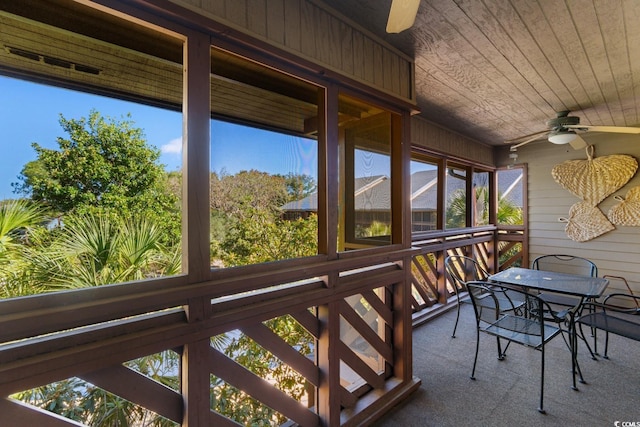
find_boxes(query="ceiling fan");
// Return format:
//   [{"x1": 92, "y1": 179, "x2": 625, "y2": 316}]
[
  {"x1": 507, "y1": 111, "x2": 640, "y2": 151},
  {"x1": 386, "y1": 0, "x2": 421, "y2": 33}
]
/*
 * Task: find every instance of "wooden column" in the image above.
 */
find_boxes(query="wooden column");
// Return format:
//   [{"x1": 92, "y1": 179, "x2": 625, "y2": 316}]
[
  {"x1": 181, "y1": 29, "x2": 212, "y2": 427},
  {"x1": 317, "y1": 83, "x2": 341, "y2": 425},
  {"x1": 183, "y1": 29, "x2": 211, "y2": 283},
  {"x1": 317, "y1": 301, "x2": 341, "y2": 426},
  {"x1": 392, "y1": 110, "x2": 412, "y2": 381}
]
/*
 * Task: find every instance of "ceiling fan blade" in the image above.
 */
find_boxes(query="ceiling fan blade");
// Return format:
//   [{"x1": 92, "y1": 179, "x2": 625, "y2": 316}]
[
  {"x1": 504, "y1": 129, "x2": 549, "y2": 143},
  {"x1": 569, "y1": 134, "x2": 587, "y2": 150},
  {"x1": 565, "y1": 125, "x2": 640, "y2": 134},
  {"x1": 386, "y1": 0, "x2": 420, "y2": 33},
  {"x1": 510, "y1": 132, "x2": 548, "y2": 149}
]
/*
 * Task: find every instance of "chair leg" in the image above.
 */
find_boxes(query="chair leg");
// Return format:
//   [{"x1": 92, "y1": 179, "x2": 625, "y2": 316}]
[
  {"x1": 452, "y1": 301, "x2": 461, "y2": 338},
  {"x1": 470, "y1": 328, "x2": 479, "y2": 380},
  {"x1": 588, "y1": 302, "x2": 599, "y2": 355},
  {"x1": 574, "y1": 356, "x2": 585, "y2": 385},
  {"x1": 495, "y1": 336, "x2": 504, "y2": 360},
  {"x1": 577, "y1": 322, "x2": 598, "y2": 360},
  {"x1": 604, "y1": 331, "x2": 610, "y2": 359},
  {"x1": 496, "y1": 337, "x2": 509, "y2": 360}
]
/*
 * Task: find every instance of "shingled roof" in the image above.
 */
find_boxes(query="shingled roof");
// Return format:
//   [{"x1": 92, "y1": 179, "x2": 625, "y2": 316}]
[{"x1": 282, "y1": 169, "x2": 523, "y2": 212}]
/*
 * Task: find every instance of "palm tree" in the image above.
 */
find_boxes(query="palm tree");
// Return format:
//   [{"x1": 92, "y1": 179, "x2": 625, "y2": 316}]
[
  {"x1": 445, "y1": 186, "x2": 523, "y2": 228},
  {"x1": 27, "y1": 212, "x2": 180, "y2": 290},
  {"x1": 0, "y1": 200, "x2": 45, "y2": 298},
  {"x1": 0, "y1": 199, "x2": 44, "y2": 252},
  {"x1": 446, "y1": 189, "x2": 467, "y2": 228}
]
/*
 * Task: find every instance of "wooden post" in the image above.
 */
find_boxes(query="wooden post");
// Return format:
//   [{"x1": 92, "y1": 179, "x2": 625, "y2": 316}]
[
  {"x1": 183, "y1": 29, "x2": 211, "y2": 283},
  {"x1": 182, "y1": 337, "x2": 212, "y2": 427},
  {"x1": 317, "y1": 301, "x2": 341, "y2": 426},
  {"x1": 182, "y1": 28, "x2": 212, "y2": 427},
  {"x1": 392, "y1": 110, "x2": 412, "y2": 379}
]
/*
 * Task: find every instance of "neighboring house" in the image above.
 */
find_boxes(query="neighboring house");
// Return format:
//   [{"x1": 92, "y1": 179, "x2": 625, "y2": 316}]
[
  {"x1": 281, "y1": 192, "x2": 318, "y2": 220},
  {"x1": 283, "y1": 168, "x2": 523, "y2": 232},
  {"x1": 410, "y1": 169, "x2": 439, "y2": 231},
  {"x1": 497, "y1": 168, "x2": 524, "y2": 208}
]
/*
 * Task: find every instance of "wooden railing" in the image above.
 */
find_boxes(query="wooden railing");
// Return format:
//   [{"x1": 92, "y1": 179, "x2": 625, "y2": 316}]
[
  {"x1": 410, "y1": 226, "x2": 526, "y2": 313},
  {"x1": 0, "y1": 247, "x2": 420, "y2": 426},
  {"x1": 0, "y1": 225, "x2": 525, "y2": 426},
  {"x1": 496, "y1": 227, "x2": 527, "y2": 270}
]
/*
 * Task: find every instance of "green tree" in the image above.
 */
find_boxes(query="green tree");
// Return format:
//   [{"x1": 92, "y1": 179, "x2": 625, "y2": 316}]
[
  {"x1": 0, "y1": 200, "x2": 44, "y2": 253},
  {"x1": 356, "y1": 220, "x2": 391, "y2": 239},
  {"x1": 280, "y1": 173, "x2": 317, "y2": 202},
  {"x1": 496, "y1": 196, "x2": 523, "y2": 225},
  {"x1": 210, "y1": 169, "x2": 299, "y2": 264},
  {"x1": 14, "y1": 110, "x2": 179, "y2": 241},
  {"x1": 210, "y1": 170, "x2": 289, "y2": 221},
  {"x1": 13, "y1": 378, "x2": 89, "y2": 422},
  {"x1": 217, "y1": 210, "x2": 318, "y2": 267},
  {"x1": 446, "y1": 188, "x2": 467, "y2": 228}
]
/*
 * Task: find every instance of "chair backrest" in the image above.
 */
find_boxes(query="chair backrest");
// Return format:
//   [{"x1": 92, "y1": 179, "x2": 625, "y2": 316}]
[
  {"x1": 464, "y1": 281, "x2": 501, "y2": 324},
  {"x1": 466, "y1": 281, "x2": 548, "y2": 332},
  {"x1": 601, "y1": 293, "x2": 640, "y2": 313},
  {"x1": 603, "y1": 275, "x2": 637, "y2": 299},
  {"x1": 445, "y1": 255, "x2": 489, "y2": 291},
  {"x1": 531, "y1": 254, "x2": 597, "y2": 277}
]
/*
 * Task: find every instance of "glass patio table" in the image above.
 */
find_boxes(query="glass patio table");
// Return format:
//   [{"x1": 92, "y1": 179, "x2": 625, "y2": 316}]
[{"x1": 488, "y1": 267, "x2": 609, "y2": 390}]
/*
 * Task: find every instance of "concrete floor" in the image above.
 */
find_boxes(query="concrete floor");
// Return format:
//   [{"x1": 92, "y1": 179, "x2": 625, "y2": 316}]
[{"x1": 374, "y1": 306, "x2": 640, "y2": 427}]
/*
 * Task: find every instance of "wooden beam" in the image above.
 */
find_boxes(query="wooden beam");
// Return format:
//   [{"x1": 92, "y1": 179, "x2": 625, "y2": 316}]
[
  {"x1": 317, "y1": 301, "x2": 341, "y2": 426},
  {"x1": 0, "y1": 398, "x2": 83, "y2": 427},
  {"x1": 209, "y1": 348, "x2": 320, "y2": 426},
  {"x1": 240, "y1": 322, "x2": 320, "y2": 387},
  {"x1": 79, "y1": 364, "x2": 183, "y2": 423}
]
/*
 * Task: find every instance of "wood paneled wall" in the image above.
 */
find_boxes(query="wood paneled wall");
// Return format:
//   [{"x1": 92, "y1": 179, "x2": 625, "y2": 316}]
[
  {"x1": 170, "y1": 0, "x2": 496, "y2": 165},
  {"x1": 496, "y1": 134, "x2": 640, "y2": 294},
  {"x1": 411, "y1": 116, "x2": 494, "y2": 165},
  {"x1": 170, "y1": 0, "x2": 414, "y2": 102}
]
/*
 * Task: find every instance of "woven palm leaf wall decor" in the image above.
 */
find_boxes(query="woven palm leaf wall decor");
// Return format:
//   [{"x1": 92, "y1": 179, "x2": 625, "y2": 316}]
[
  {"x1": 552, "y1": 145, "x2": 638, "y2": 241},
  {"x1": 551, "y1": 145, "x2": 637, "y2": 206},
  {"x1": 608, "y1": 186, "x2": 640, "y2": 226},
  {"x1": 559, "y1": 202, "x2": 615, "y2": 242}
]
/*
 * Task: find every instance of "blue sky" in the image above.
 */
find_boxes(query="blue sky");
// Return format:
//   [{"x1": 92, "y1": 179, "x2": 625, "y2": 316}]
[
  {"x1": 0, "y1": 75, "x2": 321, "y2": 201},
  {"x1": 1, "y1": 76, "x2": 182, "y2": 200}
]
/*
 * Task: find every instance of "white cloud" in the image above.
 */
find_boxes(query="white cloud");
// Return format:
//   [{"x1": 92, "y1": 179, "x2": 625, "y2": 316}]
[{"x1": 161, "y1": 137, "x2": 182, "y2": 154}]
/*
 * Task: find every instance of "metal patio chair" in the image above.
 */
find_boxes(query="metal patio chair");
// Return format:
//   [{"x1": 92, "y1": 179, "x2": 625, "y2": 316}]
[
  {"x1": 466, "y1": 281, "x2": 564, "y2": 414},
  {"x1": 577, "y1": 290, "x2": 640, "y2": 359},
  {"x1": 531, "y1": 254, "x2": 598, "y2": 308},
  {"x1": 445, "y1": 255, "x2": 524, "y2": 338}
]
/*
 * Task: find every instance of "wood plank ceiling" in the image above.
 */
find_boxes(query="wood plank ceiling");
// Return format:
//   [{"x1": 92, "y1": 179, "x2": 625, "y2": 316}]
[{"x1": 321, "y1": 0, "x2": 640, "y2": 148}]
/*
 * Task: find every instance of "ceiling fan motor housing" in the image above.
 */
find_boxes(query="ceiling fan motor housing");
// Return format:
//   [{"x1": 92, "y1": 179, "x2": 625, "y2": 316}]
[{"x1": 546, "y1": 111, "x2": 580, "y2": 131}]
